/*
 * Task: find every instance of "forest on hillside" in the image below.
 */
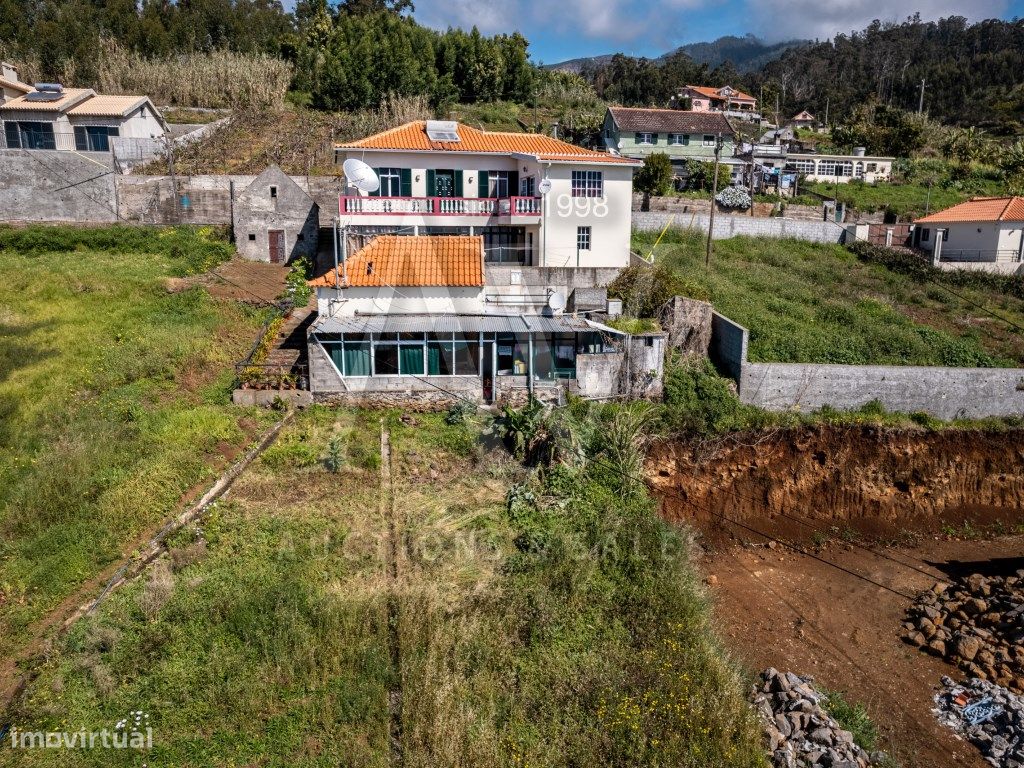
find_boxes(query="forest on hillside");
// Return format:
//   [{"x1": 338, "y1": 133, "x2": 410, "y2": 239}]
[{"x1": 0, "y1": 2, "x2": 1021, "y2": 132}]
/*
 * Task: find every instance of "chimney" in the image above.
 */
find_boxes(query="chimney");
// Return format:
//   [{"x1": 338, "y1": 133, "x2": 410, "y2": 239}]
[
  {"x1": 1, "y1": 62, "x2": 19, "y2": 83},
  {"x1": 550, "y1": 121, "x2": 560, "y2": 140}
]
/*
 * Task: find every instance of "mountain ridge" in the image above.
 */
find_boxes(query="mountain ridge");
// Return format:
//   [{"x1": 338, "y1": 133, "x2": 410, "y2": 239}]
[{"x1": 545, "y1": 34, "x2": 808, "y2": 74}]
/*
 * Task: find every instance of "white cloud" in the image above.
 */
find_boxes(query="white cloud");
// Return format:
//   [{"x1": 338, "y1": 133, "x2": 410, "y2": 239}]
[
  {"x1": 749, "y1": 0, "x2": 1010, "y2": 41},
  {"x1": 414, "y1": 0, "x2": 696, "y2": 45}
]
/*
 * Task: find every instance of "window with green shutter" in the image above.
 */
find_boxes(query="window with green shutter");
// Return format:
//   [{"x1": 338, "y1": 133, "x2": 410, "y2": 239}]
[
  {"x1": 400, "y1": 168, "x2": 412, "y2": 196},
  {"x1": 426, "y1": 169, "x2": 436, "y2": 196},
  {"x1": 478, "y1": 171, "x2": 489, "y2": 198}
]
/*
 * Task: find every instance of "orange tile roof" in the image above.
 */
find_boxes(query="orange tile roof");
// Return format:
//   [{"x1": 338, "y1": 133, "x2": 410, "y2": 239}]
[
  {"x1": 309, "y1": 235, "x2": 484, "y2": 288},
  {"x1": 336, "y1": 121, "x2": 639, "y2": 164},
  {"x1": 0, "y1": 77, "x2": 32, "y2": 94},
  {"x1": 0, "y1": 87, "x2": 93, "y2": 112},
  {"x1": 68, "y1": 94, "x2": 152, "y2": 118},
  {"x1": 684, "y1": 84, "x2": 757, "y2": 103},
  {"x1": 916, "y1": 196, "x2": 1024, "y2": 224}
]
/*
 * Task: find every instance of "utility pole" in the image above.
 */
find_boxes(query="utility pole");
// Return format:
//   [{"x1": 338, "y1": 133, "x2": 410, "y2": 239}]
[
  {"x1": 705, "y1": 133, "x2": 723, "y2": 269},
  {"x1": 823, "y1": 97, "x2": 829, "y2": 130},
  {"x1": 918, "y1": 78, "x2": 927, "y2": 114}
]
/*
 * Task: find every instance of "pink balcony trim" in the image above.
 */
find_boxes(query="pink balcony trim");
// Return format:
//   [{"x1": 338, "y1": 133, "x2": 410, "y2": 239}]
[{"x1": 338, "y1": 195, "x2": 543, "y2": 217}]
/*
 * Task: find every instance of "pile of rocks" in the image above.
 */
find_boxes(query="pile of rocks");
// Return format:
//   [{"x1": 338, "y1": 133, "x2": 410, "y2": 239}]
[
  {"x1": 753, "y1": 669, "x2": 879, "y2": 767},
  {"x1": 903, "y1": 572, "x2": 1024, "y2": 692},
  {"x1": 934, "y1": 675, "x2": 1024, "y2": 766}
]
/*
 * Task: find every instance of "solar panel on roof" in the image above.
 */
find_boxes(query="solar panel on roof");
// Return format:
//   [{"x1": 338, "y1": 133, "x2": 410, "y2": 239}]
[{"x1": 425, "y1": 120, "x2": 460, "y2": 142}]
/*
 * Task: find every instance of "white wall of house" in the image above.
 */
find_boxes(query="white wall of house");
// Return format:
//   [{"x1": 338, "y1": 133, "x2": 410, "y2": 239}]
[
  {"x1": 316, "y1": 285, "x2": 485, "y2": 317},
  {"x1": 921, "y1": 221, "x2": 1024, "y2": 261},
  {"x1": 70, "y1": 105, "x2": 165, "y2": 139},
  {"x1": 336, "y1": 149, "x2": 634, "y2": 270},
  {"x1": 533, "y1": 160, "x2": 633, "y2": 269},
  {"x1": 786, "y1": 154, "x2": 893, "y2": 184}
]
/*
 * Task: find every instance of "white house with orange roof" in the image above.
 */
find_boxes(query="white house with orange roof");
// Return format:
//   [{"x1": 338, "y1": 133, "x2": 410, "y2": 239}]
[
  {"x1": 914, "y1": 196, "x2": 1024, "y2": 274},
  {"x1": 306, "y1": 120, "x2": 664, "y2": 405},
  {"x1": 1, "y1": 83, "x2": 166, "y2": 152}
]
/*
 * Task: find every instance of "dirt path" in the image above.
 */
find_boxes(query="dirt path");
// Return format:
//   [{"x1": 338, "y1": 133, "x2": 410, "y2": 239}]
[{"x1": 704, "y1": 535, "x2": 1024, "y2": 768}]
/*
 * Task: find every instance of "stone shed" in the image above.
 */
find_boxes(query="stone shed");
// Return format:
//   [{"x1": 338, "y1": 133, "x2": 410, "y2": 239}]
[{"x1": 233, "y1": 165, "x2": 319, "y2": 264}]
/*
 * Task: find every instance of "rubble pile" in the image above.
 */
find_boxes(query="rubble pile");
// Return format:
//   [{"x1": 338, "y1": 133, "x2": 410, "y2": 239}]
[
  {"x1": 753, "y1": 668, "x2": 880, "y2": 767},
  {"x1": 903, "y1": 572, "x2": 1024, "y2": 692},
  {"x1": 934, "y1": 676, "x2": 1024, "y2": 766}
]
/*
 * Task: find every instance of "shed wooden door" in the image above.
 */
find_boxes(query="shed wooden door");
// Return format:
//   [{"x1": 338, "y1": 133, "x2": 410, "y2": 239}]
[{"x1": 268, "y1": 230, "x2": 285, "y2": 263}]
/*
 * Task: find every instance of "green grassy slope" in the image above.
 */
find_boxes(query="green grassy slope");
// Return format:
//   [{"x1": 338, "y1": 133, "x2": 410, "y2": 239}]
[
  {"x1": 0, "y1": 226, "x2": 272, "y2": 663},
  {"x1": 6, "y1": 406, "x2": 766, "y2": 767},
  {"x1": 632, "y1": 229, "x2": 1024, "y2": 366}
]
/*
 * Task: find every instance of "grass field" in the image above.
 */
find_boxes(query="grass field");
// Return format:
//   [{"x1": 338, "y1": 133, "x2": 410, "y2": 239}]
[
  {"x1": 6, "y1": 405, "x2": 766, "y2": 767},
  {"x1": 803, "y1": 180, "x2": 1004, "y2": 218},
  {"x1": 630, "y1": 229, "x2": 1024, "y2": 366},
  {"x1": 0, "y1": 225, "x2": 273, "y2": 667}
]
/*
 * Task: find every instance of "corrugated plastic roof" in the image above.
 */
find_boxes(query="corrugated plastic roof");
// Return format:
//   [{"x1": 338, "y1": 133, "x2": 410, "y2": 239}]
[
  {"x1": 311, "y1": 313, "x2": 601, "y2": 335},
  {"x1": 916, "y1": 197, "x2": 1024, "y2": 224},
  {"x1": 335, "y1": 121, "x2": 639, "y2": 164},
  {"x1": 309, "y1": 235, "x2": 485, "y2": 288}
]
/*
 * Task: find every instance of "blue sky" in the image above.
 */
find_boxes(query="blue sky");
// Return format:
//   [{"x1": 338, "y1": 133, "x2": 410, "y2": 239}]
[{"x1": 411, "y1": 0, "x2": 1024, "y2": 63}]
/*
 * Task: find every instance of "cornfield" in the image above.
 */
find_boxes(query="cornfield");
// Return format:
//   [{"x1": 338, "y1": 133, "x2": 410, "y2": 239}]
[{"x1": 96, "y1": 41, "x2": 292, "y2": 109}]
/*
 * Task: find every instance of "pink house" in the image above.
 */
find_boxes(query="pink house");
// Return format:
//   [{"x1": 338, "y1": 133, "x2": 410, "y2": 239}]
[{"x1": 676, "y1": 85, "x2": 758, "y2": 116}]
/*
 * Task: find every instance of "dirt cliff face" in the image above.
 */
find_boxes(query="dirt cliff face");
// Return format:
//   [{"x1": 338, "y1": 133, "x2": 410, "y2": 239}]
[{"x1": 647, "y1": 427, "x2": 1024, "y2": 540}]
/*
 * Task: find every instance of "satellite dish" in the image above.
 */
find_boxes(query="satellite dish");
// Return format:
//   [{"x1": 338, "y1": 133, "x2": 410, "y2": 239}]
[
  {"x1": 343, "y1": 158, "x2": 380, "y2": 193},
  {"x1": 547, "y1": 291, "x2": 566, "y2": 312},
  {"x1": 538, "y1": 178, "x2": 552, "y2": 195}
]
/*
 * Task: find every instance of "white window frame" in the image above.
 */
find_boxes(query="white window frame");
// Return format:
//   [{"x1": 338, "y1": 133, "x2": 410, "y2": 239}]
[
  {"x1": 703, "y1": 134, "x2": 716, "y2": 147},
  {"x1": 488, "y1": 171, "x2": 511, "y2": 198},
  {"x1": 636, "y1": 132, "x2": 654, "y2": 145},
  {"x1": 378, "y1": 167, "x2": 402, "y2": 196},
  {"x1": 576, "y1": 226, "x2": 591, "y2": 251},
  {"x1": 669, "y1": 133, "x2": 687, "y2": 146},
  {"x1": 571, "y1": 170, "x2": 603, "y2": 198}
]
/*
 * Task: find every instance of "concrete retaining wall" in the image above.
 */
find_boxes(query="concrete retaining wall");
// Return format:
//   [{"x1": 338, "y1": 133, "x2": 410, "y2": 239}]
[
  {"x1": 741, "y1": 362, "x2": 1024, "y2": 420},
  {"x1": 0, "y1": 150, "x2": 117, "y2": 223},
  {"x1": 708, "y1": 311, "x2": 1024, "y2": 419},
  {"x1": 633, "y1": 211, "x2": 845, "y2": 243},
  {"x1": 116, "y1": 174, "x2": 345, "y2": 227}
]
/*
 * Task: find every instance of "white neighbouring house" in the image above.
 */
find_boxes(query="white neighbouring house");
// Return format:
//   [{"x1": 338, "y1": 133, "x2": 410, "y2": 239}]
[
  {"x1": 0, "y1": 81, "x2": 166, "y2": 152},
  {"x1": 306, "y1": 120, "x2": 665, "y2": 405},
  {"x1": 783, "y1": 150, "x2": 894, "y2": 184},
  {"x1": 913, "y1": 196, "x2": 1024, "y2": 274}
]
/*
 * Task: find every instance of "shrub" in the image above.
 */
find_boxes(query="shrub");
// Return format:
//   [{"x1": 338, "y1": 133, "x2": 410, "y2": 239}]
[
  {"x1": 716, "y1": 186, "x2": 752, "y2": 209},
  {"x1": 608, "y1": 263, "x2": 706, "y2": 318},
  {"x1": 138, "y1": 560, "x2": 175, "y2": 620},
  {"x1": 661, "y1": 356, "x2": 765, "y2": 436}
]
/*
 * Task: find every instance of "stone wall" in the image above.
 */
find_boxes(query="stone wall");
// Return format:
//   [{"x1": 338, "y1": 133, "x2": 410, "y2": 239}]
[
  {"x1": 633, "y1": 211, "x2": 846, "y2": 243},
  {"x1": 708, "y1": 311, "x2": 1024, "y2": 419},
  {"x1": 634, "y1": 194, "x2": 826, "y2": 221},
  {"x1": 0, "y1": 150, "x2": 117, "y2": 223},
  {"x1": 116, "y1": 174, "x2": 345, "y2": 227},
  {"x1": 660, "y1": 296, "x2": 712, "y2": 355}
]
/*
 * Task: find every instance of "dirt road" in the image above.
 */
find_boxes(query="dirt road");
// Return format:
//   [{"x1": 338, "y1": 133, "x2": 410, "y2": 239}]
[{"x1": 703, "y1": 534, "x2": 1024, "y2": 768}]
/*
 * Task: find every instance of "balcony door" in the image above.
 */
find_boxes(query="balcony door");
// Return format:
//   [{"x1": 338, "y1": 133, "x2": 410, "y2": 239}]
[{"x1": 428, "y1": 169, "x2": 459, "y2": 197}]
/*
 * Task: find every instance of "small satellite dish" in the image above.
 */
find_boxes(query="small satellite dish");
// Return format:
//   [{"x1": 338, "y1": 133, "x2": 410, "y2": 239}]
[
  {"x1": 538, "y1": 178, "x2": 552, "y2": 195},
  {"x1": 547, "y1": 291, "x2": 566, "y2": 312},
  {"x1": 342, "y1": 158, "x2": 380, "y2": 193}
]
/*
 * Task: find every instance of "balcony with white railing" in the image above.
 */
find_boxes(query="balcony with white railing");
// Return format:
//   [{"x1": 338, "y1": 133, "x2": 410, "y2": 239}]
[
  {"x1": 339, "y1": 195, "x2": 543, "y2": 218},
  {"x1": 940, "y1": 249, "x2": 1023, "y2": 264}
]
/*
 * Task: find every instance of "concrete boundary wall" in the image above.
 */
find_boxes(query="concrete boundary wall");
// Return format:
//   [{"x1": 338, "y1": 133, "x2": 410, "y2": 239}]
[
  {"x1": 0, "y1": 150, "x2": 118, "y2": 223},
  {"x1": 633, "y1": 211, "x2": 846, "y2": 243},
  {"x1": 708, "y1": 311, "x2": 1024, "y2": 419}
]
